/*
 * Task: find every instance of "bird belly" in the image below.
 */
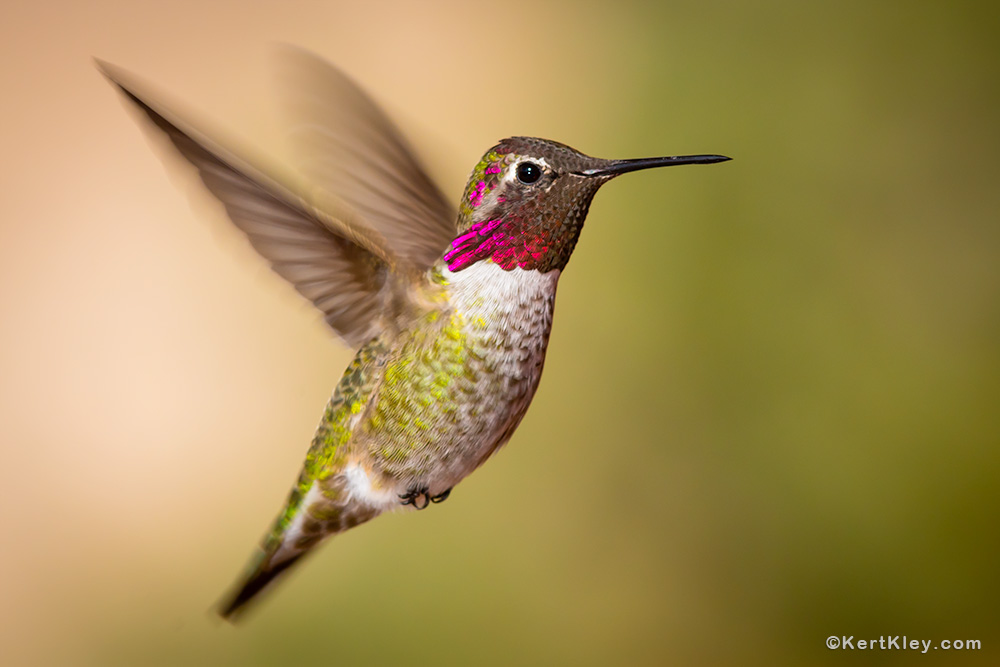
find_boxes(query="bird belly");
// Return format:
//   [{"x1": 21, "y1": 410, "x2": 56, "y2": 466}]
[{"x1": 362, "y1": 262, "x2": 560, "y2": 495}]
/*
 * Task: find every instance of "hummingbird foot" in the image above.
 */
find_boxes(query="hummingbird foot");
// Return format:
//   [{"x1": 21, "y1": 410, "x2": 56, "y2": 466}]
[
  {"x1": 399, "y1": 486, "x2": 431, "y2": 510},
  {"x1": 399, "y1": 485, "x2": 453, "y2": 509}
]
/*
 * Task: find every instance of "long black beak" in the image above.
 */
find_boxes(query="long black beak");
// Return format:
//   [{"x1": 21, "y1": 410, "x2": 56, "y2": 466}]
[{"x1": 577, "y1": 154, "x2": 731, "y2": 177}]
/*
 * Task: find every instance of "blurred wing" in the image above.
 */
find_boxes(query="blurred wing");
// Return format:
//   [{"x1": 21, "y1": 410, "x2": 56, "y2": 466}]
[
  {"x1": 275, "y1": 47, "x2": 457, "y2": 269},
  {"x1": 97, "y1": 60, "x2": 402, "y2": 348}
]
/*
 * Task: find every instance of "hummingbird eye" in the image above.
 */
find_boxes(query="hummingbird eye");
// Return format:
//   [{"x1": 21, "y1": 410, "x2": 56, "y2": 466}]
[{"x1": 516, "y1": 161, "x2": 542, "y2": 185}]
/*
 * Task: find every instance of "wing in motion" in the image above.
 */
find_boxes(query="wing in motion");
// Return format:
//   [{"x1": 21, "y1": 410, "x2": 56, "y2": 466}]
[
  {"x1": 96, "y1": 56, "x2": 455, "y2": 347},
  {"x1": 275, "y1": 46, "x2": 457, "y2": 269}
]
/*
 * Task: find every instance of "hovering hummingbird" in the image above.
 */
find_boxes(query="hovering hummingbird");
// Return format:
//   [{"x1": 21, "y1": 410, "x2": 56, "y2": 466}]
[{"x1": 97, "y1": 50, "x2": 729, "y2": 620}]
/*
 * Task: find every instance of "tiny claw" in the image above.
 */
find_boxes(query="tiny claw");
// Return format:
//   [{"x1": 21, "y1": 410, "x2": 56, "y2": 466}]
[
  {"x1": 399, "y1": 486, "x2": 431, "y2": 510},
  {"x1": 430, "y1": 488, "x2": 452, "y2": 504}
]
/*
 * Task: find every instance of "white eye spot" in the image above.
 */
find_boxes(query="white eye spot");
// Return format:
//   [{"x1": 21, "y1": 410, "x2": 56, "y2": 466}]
[{"x1": 504, "y1": 157, "x2": 553, "y2": 185}]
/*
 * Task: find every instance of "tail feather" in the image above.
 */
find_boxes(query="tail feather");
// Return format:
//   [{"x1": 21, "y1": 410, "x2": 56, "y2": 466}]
[
  {"x1": 216, "y1": 472, "x2": 386, "y2": 620},
  {"x1": 218, "y1": 551, "x2": 306, "y2": 622}
]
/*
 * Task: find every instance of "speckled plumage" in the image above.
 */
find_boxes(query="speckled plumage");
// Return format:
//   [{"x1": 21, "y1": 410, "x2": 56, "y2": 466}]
[
  {"x1": 98, "y1": 51, "x2": 729, "y2": 621},
  {"x1": 223, "y1": 261, "x2": 558, "y2": 614}
]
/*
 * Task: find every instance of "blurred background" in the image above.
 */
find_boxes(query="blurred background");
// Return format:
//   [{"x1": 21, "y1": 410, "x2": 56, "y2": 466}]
[{"x1": 1, "y1": 1, "x2": 998, "y2": 665}]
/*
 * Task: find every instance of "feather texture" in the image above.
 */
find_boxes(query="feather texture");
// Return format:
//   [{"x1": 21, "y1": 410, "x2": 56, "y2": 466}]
[
  {"x1": 275, "y1": 46, "x2": 457, "y2": 269},
  {"x1": 96, "y1": 59, "x2": 408, "y2": 348}
]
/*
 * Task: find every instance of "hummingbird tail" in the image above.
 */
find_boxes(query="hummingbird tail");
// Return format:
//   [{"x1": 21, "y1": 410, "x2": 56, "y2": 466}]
[
  {"x1": 217, "y1": 550, "x2": 307, "y2": 622},
  {"x1": 217, "y1": 477, "x2": 387, "y2": 621}
]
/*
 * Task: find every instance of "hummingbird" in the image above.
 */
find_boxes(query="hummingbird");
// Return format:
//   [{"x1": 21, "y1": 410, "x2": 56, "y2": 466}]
[{"x1": 96, "y1": 49, "x2": 729, "y2": 620}]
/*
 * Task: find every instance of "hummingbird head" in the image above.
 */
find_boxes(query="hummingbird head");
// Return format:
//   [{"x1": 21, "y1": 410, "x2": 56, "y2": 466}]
[{"x1": 444, "y1": 136, "x2": 729, "y2": 273}]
